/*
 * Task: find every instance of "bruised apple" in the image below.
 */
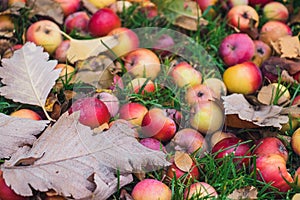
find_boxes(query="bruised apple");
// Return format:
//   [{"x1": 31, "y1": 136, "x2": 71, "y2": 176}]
[
  {"x1": 141, "y1": 108, "x2": 177, "y2": 142},
  {"x1": 223, "y1": 61, "x2": 262, "y2": 95},
  {"x1": 253, "y1": 137, "x2": 288, "y2": 162},
  {"x1": 68, "y1": 97, "x2": 111, "y2": 128},
  {"x1": 131, "y1": 179, "x2": 172, "y2": 200},
  {"x1": 255, "y1": 154, "x2": 293, "y2": 192}
]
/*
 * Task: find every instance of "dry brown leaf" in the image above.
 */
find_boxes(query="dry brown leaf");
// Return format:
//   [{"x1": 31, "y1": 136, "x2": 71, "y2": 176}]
[
  {"x1": 0, "y1": 113, "x2": 48, "y2": 158},
  {"x1": 0, "y1": 42, "x2": 61, "y2": 121},
  {"x1": 223, "y1": 94, "x2": 289, "y2": 129},
  {"x1": 174, "y1": 151, "x2": 192, "y2": 172},
  {"x1": 173, "y1": 1, "x2": 207, "y2": 31},
  {"x1": 281, "y1": 70, "x2": 297, "y2": 84},
  {"x1": 27, "y1": 0, "x2": 64, "y2": 24},
  {"x1": 81, "y1": 0, "x2": 98, "y2": 14},
  {"x1": 75, "y1": 55, "x2": 116, "y2": 89},
  {"x1": 257, "y1": 84, "x2": 290, "y2": 106},
  {"x1": 227, "y1": 186, "x2": 258, "y2": 200},
  {"x1": 1, "y1": 112, "x2": 170, "y2": 199},
  {"x1": 270, "y1": 40, "x2": 282, "y2": 55},
  {"x1": 60, "y1": 32, "x2": 119, "y2": 64},
  {"x1": 278, "y1": 35, "x2": 300, "y2": 59}
]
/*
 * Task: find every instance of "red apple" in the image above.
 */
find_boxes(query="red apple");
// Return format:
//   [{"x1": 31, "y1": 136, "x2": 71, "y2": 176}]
[
  {"x1": 139, "y1": 138, "x2": 166, "y2": 152},
  {"x1": 131, "y1": 179, "x2": 172, "y2": 200},
  {"x1": 226, "y1": 5, "x2": 259, "y2": 32},
  {"x1": 140, "y1": 1, "x2": 158, "y2": 19},
  {"x1": 169, "y1": 62, "x2": 202, "y2": 88},
  {"x1": 68, "y1": 97, "x2": 111, "y2": 128},
  {"x1": 259, "y1": 20, "x2": 292, "y2": 46},
  {"x1": 88, "y1": 8, "x2": 121, "y2": 37},
  {"x1": 189, "y1": 101, "x2": 224, "y2": 134},
  {"x1": 249, "y1": 0, "x2": 273, "y2": 6},
  {"x1": 185, "y1": 84, "x2": 217, "y2": 106},
  {"x1": 196, "y1": 0, "x2": 218, "y2": 17},
  {"x1": 263, "y1": 2, "x2": 289, "y2": 22},
  {"x1": 170, "y1": 128, "x2": 206, "y2": 155},
  {"x1": 293, "y1": 71, "x2": 300, "y2": 83},
  {"x1": 251, "y1": 40, "x2": 272, "y2": 67},
  {"x1": 0, "y1": 170, "x2": 27, "y2": 200},
  {"x1": 219, "y1": 33, "x2": 255, "y2": 66},
  {"x1": 53, "y1": 0, "x2": 81, "y2": 16},
  {"x1": 54, "y1": 40, "x2": 70, "y2": 63},
  {"x1": 223, "y1": 61, "x2": 262, "y2": 95},
  {"x1": 141, "y1": 108, "x2": 177, "y2": 142},
  {"x1": 118, "y1": 102, "x2": 148, "y2": 126},
  {"x1": 184, "y1": 182, "x2": 218, "y2": 200},
  {"x1": 127, "y1": 77, "x2": 155, "y2": 94},
  {"x1": 292, "y1": 95, "x2": 300, "y2": 105},
  {"x1": 255, "y1": 154, "x2": 293, "y2": 192},
  {"x1": 108, "y1": 27, "x2": 139, "y2": 57},
  {"x1": 210, "y1": 131, "x2": 236, "y2": 148},
  {"x1": 212, "y1": 137, "x2": 251, "y2": 166},
  {"x1": 253, "y1": 137, "x2": 288, "y2": 162},
  {"x1": 166, "y1": 161, "x2": 200, "y2": 182},
  {"x1": 64, "y1": 11, "x2": 90, "y2": 34},
  {"x1": 10, "y1": 109, "x2": 42, "y2": 120},
  {"x1": 94, "y1": 92, "x2": 120, "y2": 117},
  {"x1": 26, "y1": 20, "x2": 63, "y2": 55},
  {"x1": 123, "y1": 48, "x2": 161, "y2": 80}
]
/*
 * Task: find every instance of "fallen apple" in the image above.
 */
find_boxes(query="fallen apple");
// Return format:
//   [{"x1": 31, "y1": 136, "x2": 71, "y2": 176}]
[
  {"x1": 263, "y1": 2, "x2": 289, "y2": 22},
  {"x1": 184, "y1": 182, "x2": 218, "y2": 200},
  {"x1": 10, "y1": 108, "x2": 42, "y2": 120},
  {"x1": 118, "y1": 102, "x2": 148, "y2": 126}
]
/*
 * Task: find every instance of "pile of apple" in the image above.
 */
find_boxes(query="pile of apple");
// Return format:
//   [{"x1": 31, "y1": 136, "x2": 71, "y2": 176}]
[{"x1": 0, "y1": 0, "x2": 300, "y2": 199}]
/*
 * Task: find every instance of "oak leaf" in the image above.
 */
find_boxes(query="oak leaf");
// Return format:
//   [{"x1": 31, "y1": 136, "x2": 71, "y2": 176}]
[
  {"x1": 0, "y1": 42, "x2": 61, "y2": 120},
  {"x1": 0, "y1": 113, "x2": 48, "y2": 158},
  {"x1": 223, "y1": 94, "x2": 289, "y2": 129},
  {"x1": 278, "y1": 35, "x2": 300, "y2": 59},
  {"x1": 1, "y1": 112, "x2": 170, "y2": 199}
]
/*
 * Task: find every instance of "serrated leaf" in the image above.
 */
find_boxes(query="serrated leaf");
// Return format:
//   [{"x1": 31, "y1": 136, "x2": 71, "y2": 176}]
[
  {"x1": 60, "y1": 32, "x2": 119, "y2": 64},
  {"x1": 0, "y1": 42, "x2": 61, "y2": 120},
  {"x1": 1, "y1": 112, "x2": 170, "y2": 199},
  {"x1": 0, "y1": 113, "x2": 48, "y2": 158}
]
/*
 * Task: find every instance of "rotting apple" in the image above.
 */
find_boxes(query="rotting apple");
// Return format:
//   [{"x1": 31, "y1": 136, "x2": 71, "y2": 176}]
[
  {"x1": 64, "y1": 11, "x2": 90, "y2": 34},
  {"x1": 26, "y1": 20, "x2": 63, "y2": 55},
  {"x1": 118, "y1": 102, "x2": 148, "y2": 126},
  {"x1": 212, "y1": 137, "x2": 251, "y2": 166},
  {"x1": 219, "y1": 33, "x2": 255, "y2": 66},
  {"x1": 94, "y1": 92, "x2": 120, "y2": 117},
  {"x1": 123, "y1": 48, "x2": 161, "y2": 80},
  {"x1": 184, "y1": 182, "x2": 218, "y2": 200},
  {"x1": 259, "y1": 20, "x2": 292, "y2": 46},
  {"x1": 131, "y1": 179, "x2": 172, "y2": 200},
  {"x1": 68, "y1": 97, "x2": 111, "y2": 128},
  {"x1": 185, "y1": 84, "x2": 217, "y2": 106},
  {"x1": 253, "y1": 137, "x2": 288, "y2": 162},
  {"x1": 263, "y1": 2, "x2": 289, "y2": 22},
  {"x1": 54, "y1": 40, "x2": 70, "y2": 63},
  {"x1": 223, "y1": 61, "x2": 262, "y2": 95},
  {"x1": 251, "y1": 40, "x2": 272, "y2": 67},
  {"x1": 53, "y1": 0, "x2": 81, "y2": 16},
  {"x1": 226, "y1": 5, "x2": 259, "y2": 32},
  {"x1": 255, "y1": 154, "x2": 293, "y2": 192},
  {"x1": 0, "y1": 170, "x2": 27, "y2": 200},
  {"x1": 189, "y1": 100, "x2": 224, "y2": 135},
  {"x1": 291, "y1": 128, "x2": 300, "y2": 156},
  {"x1": 127, "y1": 77, "x2": 155, "y2": 94},
  {"x1": 169, "y1": 62, "x2": 202, "y2": 88},
  {"x1": 169, "y1": 128, "x2": 206, "y2": 155},
  {"x1": 139, "y1": 138, "x2": 166, "y2": 152},
  {"x1": 108, "y1": 27, "x2": 139, "y2": 57},
  {"x1": 141, "y1": 107, "x2": 177, "y2": 142},
  {"x1": 10, "y1": 109, "x2": 42, "y2": 120},
  {"x1": 88, "y1": 8, "x2": 121, "y2": 37},
  {"x1": 203, "y1": 78, "x2": 227, "y2": 99}
]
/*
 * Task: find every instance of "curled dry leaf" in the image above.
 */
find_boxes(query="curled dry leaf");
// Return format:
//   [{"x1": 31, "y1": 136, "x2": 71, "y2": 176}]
[
  {"x1": 174, "y1": 151, "x2": 193, "y2": 172},
  {"x1": 0, "y1": 42, "x2": 61, "y2": 121},
  {"x1": 75, "y1": 55, "x2": 116, "y2": 89},
  {"x1": 1, "y1": 112, "x2": 170, "y2": 199},
  {"x1": 60, "y1": 32, "x2": 119, "y2": 64},
  {"x1": 26, "y1": 0, "x2": 64, "y2": 24},
  {"x1": 257, "y1": 84, "x2": 290, "y2": 106},
  {"x1": 227, "y1": 186, "x2": 258, "y2": 200},
  {"x1": 0, "y1": 113, "x2": 48, "y2": 158},
  {"x1": 223, "y1": 94, "x2": 289, "y2": 129}
]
